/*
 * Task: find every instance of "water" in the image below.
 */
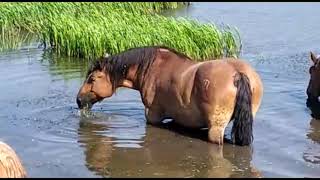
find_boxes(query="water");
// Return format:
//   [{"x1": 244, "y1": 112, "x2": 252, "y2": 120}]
[{"x1": 0, "y1": 2, "x2": 320, "y2": 178}]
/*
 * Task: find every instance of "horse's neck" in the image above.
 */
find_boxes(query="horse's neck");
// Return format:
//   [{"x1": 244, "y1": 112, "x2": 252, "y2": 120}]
[
  {"x1": 117, "y1": 64, "x2": 139, "y2": 90},
  {"x1": 116, "y1": 52, "x2": 195, "y2": 93},
  {"x1": 136, "y1": 54, "x2": 196, "y2": 107}
]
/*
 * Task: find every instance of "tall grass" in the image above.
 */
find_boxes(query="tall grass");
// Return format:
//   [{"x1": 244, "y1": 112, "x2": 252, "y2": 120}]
[
  {"x1": 0, "y1": 2, "x2": 242, "y2": 60},
  {"x1": 0, "y1": 25, "x2": 35, "y2": 52}
]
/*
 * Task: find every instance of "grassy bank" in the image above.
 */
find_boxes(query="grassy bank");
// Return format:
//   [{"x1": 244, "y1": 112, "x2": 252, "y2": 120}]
[{"x1": 0, "y1": 2, "x2": 242, "y2": 60}]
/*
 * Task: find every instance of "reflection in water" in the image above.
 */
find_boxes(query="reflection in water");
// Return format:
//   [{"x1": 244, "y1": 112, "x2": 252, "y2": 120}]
[
  {"x1": 307, "y1": 118, "x2": 320, "y2": 143},
  {"x1": 303, "y1": 118, "x2": 320, "y2": 164},
  {"x1": 78, "y1": 118, "x2": 113, "y2": 177},
  {"x1": 41, "y1": 50, "x2": 91, "y2": 81},
  {"x1": 77, "y1": 118, "x2": 262, "y2": 178},
  {"x1": 306, "y1": 97, "x2": 320, "y2": 120}
]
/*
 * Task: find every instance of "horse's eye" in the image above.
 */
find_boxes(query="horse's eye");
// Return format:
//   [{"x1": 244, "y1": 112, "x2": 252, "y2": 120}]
[{"x1": 87, "y1": 78, "x2": 94, "y2": 83}]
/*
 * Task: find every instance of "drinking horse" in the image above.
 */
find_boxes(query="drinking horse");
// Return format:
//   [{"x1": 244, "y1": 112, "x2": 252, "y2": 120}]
[{"x1": 76, "y1": 46, "x2": 263, "y2": 146}]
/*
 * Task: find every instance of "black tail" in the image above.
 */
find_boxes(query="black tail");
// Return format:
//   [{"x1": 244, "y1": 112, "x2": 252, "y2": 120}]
[{"x1": 231, "y1": 72, "x2": 253, "y2": 146}]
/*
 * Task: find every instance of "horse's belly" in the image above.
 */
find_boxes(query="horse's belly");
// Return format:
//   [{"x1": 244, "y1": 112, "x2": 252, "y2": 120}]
[
  {"x1": 175, "y1": 116, "x2": 206, "y2": 128},
  {"x1": 169, "y1": 107, "x2": 207, "y2": 128}
]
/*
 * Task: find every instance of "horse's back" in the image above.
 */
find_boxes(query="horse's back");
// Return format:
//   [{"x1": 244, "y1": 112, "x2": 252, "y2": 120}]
[
  {"x1": 200, "y1": 58, "x2": 263, "y2": 93},
  {"x1": 201, "y1": 58, "x2": 257, "y2": 76},
  {"x1": 0, "y1": 141, "x2": 26, "y2": 178}
]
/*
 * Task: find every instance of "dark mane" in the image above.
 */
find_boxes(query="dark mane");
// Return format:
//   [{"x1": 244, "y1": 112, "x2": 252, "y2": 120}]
[{"x1": 86, "y1": 46, "x2": 192, "y2": 91}]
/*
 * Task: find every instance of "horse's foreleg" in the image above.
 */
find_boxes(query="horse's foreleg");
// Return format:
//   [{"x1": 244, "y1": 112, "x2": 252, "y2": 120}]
[
  {"x1": 145, "y1": 107, "x2": 163, "y2": 125},
  {"x1": 207, "y1": 106, "x2": 234, "y2": 145}
]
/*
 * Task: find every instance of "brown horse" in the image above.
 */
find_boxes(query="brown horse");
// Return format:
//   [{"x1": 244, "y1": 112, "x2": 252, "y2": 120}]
[
  {"x1": 76, "y1": 46, "x2": 263, "y2": 146},
  {"x1": 0, "y1": 141, "x2": 26, "y2": 178},
  {"x1": 307, "y1": 52, "x2": 320, "y2": 119}
]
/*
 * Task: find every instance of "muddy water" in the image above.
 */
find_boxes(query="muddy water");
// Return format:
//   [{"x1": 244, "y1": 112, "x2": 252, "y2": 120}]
[{"x1": 0, "y1": 2, "x2": 320, "y2": 178}]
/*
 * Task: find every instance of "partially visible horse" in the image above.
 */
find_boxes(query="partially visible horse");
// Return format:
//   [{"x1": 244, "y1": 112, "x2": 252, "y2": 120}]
[
  {"x1": 76, "y1": 46, "x2": 263, "y2": 146},
  {"x1": 307, "y1": 52, "x2": 320, "y2": 119},
  {"x1": 0, "y1": 141, "x2": 26, "y2": 178}
]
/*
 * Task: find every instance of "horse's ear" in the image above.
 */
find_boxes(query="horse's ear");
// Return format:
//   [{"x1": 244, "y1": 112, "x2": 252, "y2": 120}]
[{"x1": 310, "y1": 51, "x2": 318, "y2": 64}]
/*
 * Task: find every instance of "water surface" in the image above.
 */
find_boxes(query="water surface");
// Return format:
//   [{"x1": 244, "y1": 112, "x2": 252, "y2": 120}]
[{"x1": 0, "y1": 2, "x2": 320, "y2": 178}]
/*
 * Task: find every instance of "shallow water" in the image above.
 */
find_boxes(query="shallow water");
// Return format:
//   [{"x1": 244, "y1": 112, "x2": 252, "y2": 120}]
[{"x1": 0, "y1": 2, "x2": 320, "y2": 178}]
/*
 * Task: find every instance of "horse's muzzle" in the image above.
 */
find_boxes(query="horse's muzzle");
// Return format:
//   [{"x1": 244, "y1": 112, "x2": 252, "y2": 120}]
[
  {"x1": 76, "y1": 98, "x2": 93, "y2": 110},
  {"x1": 76, "y1": 93, "x2": 97, "y2": 110}
]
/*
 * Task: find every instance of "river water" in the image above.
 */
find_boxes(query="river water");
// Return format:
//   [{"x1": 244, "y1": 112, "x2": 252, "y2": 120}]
[{"x1": 0, "y1": 2, "x2": 319, "y2": 178}]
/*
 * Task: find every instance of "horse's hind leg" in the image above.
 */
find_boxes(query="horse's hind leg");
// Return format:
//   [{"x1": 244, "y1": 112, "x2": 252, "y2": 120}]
[
  {"x1": 207, "y1": 105, "x2": 235, "y2": 145},
  {"x1": 252, "y1": 78, "x2": 263, "y2": 119}
]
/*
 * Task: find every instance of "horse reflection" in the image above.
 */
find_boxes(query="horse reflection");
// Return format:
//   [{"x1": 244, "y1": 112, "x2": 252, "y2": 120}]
[
  {"x1": 78, "y1": 119, "x2": 113, "y2": 177},
  {"x1": 303, "y1": 118, "x2": 320, "y2": 164},
  {"x1": 77, "y1": 118, "x2": 262, "y2": 178}
]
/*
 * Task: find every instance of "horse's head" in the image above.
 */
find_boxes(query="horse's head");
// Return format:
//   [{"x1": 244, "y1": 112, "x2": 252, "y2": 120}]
[
  {"x1": 307, "y1": 52, "x2": 320, "y2": 101},
  {"x1": 76, "y1": 58, "x2": 113, "y2": 110},
  {"x1": 76, "y1": 46, "x2": 169, "y2": 110},
  {"x1": 307, "y1": 52, "x2": 320, "y2": 118}
]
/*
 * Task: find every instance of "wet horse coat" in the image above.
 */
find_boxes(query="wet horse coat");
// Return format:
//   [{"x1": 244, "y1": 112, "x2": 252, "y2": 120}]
[
  {"x1": 77, "y1": 46, "x2": 263, "y2": 146},
  {"x1": 0, "y1": 141, "x2": 26, "y2": 178},
  {"x1": 307, "y1": 52, "x2": 320, "y2": 119}
]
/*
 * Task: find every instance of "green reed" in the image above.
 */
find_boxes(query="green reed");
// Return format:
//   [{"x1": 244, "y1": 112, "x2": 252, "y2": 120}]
[
  {"x1": 0, "y1": 25, "x2": 37, "y2": 52},
  {"x1": 0, "y1": 2, "x2": 242, "y2": 60}
]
